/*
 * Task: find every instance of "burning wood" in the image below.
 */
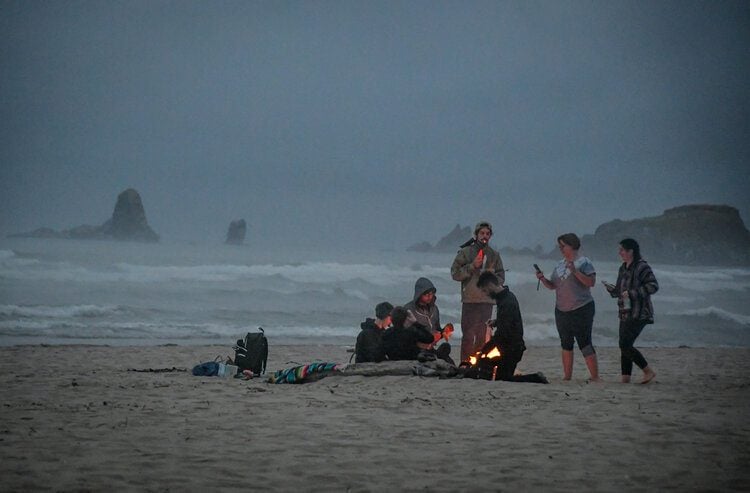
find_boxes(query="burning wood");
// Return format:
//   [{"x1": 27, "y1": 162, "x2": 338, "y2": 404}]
[
  {"x1": 463, "y1": 345, "x2": 503, "y2": 380},
  {"x1": 467, "y1": 345, "x2": 501, "y2": 366}
]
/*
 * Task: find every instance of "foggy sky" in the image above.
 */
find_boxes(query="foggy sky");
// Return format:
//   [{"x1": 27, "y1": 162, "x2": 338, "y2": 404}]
[{"x1": 2, "y1": 1, "x2": 749, "y2": 250}]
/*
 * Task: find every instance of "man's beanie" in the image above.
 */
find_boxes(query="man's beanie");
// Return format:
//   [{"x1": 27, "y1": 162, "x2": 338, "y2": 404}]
[
  {"x1": 375, "y1": 301, "x2": 394, "y2": 320},
  {"x1": 474, "y1": 221, "x2": 493, "y2": 236}
]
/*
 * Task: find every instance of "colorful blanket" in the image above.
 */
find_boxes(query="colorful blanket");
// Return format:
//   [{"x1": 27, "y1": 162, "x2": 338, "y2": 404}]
[{"x1": 269, "y1": 362, "x2": 343, "y2": 384}]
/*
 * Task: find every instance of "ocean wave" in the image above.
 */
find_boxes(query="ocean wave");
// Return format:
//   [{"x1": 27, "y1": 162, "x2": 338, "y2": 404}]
[
  {"x1": 0, "y1": 304, "x2": 124, "y2": 319},
  {"x1": 112, "y1": 262, "x2": 448, "y2": 285},
  {"x1": 523, "y1": 313, "x2": 556, "y2": 324},
  {"x1": 655, "y1": 295, "x2": 699, "y2": 304},
  {"x1": 0, "y1": 259, "x2": 455, "y2": 286},
  {"x1": 0, "y1": 249, "x2": 40, "y2": 268},
  {"x1": 653, "y1": 268, "x2": 750, "y2": 291},
  {"x1": 667, "y1": 307, "x2": 750, "y2": 326}
]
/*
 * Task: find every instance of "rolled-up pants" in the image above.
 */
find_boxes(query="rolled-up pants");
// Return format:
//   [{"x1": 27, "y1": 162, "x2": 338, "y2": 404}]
[{"x1": 460, "y1": 303, "x2": 494, "y2": 363}]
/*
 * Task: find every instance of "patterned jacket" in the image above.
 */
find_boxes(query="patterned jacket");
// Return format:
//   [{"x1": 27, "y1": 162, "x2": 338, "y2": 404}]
[{"x1": 608, "y1": 259, "x2": 659, "y2": 323}]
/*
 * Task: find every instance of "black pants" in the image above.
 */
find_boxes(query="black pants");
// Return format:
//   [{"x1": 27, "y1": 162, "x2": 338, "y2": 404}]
[
  {"x1": 619, "y1": 319, "x2": 648, "y2": 375},
  {"x1": 496, "y1": 351, "x2": 547, "y2": 384}
]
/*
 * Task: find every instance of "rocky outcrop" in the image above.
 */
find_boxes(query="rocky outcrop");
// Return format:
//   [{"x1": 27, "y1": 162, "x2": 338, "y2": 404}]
[
  {"x1": 225, "y1": 219, "x2": 247, "y2": 245},
  {"x1": 580, "y1": 205, "x2": 750, "y2": 266},
  {"x1": 100, "y1": 189, "x2": 159, "y2": 242},
  {"x1": 9, "y1": 188, "x2": 159, "y2": 242},
  {"x1": 407, "y1": 224, "x2": 472, "y2": 252}
]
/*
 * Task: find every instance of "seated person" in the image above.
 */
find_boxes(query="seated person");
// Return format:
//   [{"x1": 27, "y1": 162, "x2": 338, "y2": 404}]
[
  {"x1": 404, "y1": 277, "x2": 455, "y2": 364},
  {"x1": 476, "y1": 271, "x2": 548, "y2": 384},
  {"x1": 355, "y1": 301, "x2": 393, "y2": 363},
  {"x1": 383, "y1": 306, "x2": 434, "y2": 361}
]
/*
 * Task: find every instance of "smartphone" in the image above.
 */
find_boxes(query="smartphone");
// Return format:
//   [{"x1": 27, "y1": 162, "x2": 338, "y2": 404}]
[
  {"x1": 533, "y1": 263, "x2": 541, "y2": 273},
  {"x1": 601, "y1": 281, "x2": 615, "y2": 290}
]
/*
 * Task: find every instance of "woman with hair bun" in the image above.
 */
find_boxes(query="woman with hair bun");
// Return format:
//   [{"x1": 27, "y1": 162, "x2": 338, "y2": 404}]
[{"x1": 603, "y1": 238, "x2": 658, "y2": 384}]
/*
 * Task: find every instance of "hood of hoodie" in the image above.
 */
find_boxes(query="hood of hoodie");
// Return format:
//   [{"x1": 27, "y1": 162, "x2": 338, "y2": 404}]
[
  {"x1": 412, "y1": 277, "x2": 436, "y2": 304},
  {"x1": 360, "y1": 318, "x2": 380, "y2": 331}
]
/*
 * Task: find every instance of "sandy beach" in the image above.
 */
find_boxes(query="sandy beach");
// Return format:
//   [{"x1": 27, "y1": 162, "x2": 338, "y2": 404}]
[{"x1": 1, "y1": 344, "x2": 748, "y2": 492}]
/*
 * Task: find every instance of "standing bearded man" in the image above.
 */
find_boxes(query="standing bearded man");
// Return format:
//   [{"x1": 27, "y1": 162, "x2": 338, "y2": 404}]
[{"x1": 451, "y1": 221, "x2": 505, "y2": 363}]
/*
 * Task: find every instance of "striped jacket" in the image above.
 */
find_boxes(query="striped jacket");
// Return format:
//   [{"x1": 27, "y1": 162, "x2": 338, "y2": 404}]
[{"x1": 609, "y1": 259, "x2": 659, "y2": 323}]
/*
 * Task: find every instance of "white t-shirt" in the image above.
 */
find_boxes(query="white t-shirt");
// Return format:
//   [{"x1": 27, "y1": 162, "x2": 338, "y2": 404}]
[{"x1": 550, "y1": 256, "x2": 596, "y2": 312}]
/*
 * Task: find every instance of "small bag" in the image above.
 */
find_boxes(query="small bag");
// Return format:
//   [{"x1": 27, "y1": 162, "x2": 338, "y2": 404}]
[{"x1": 233, "y1": 327, "x2": 268, "y2": 375}]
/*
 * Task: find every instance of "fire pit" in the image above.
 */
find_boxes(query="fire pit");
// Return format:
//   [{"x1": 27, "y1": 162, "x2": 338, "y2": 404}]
[{"x1": 462, "y1": 344, "x2": 503, "y2": 380}]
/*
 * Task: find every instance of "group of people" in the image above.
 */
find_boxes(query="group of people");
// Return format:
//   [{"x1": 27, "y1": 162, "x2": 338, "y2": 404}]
[
  {"x1": 355, "y1": 277, "x2": 455, "y2": 365},
  {"x1": 355, "y1": 221, "x2": 659, "y2": 384}
]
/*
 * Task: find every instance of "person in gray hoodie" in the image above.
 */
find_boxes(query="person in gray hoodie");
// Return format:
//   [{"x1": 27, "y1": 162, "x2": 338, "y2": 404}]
[
  {"x1": 451, "y1": 221, "x2": 505, "y2": 362},
  {"x1": 403, "y1": 277, "x2": 455, "y2": 364}
]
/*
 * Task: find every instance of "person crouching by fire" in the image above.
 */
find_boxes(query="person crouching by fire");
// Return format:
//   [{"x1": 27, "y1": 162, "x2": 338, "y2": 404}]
[{"x1": 475, "y1": 271, "x2": 548, "y2": 383}]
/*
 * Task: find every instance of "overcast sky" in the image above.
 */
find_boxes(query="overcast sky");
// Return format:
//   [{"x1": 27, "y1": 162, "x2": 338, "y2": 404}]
[{"x1": 1, "y1": 1, "x2": 748, "y2": 250}]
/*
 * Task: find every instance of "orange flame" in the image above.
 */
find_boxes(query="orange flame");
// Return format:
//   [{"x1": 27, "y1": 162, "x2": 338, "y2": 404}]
[
  {"x1": 467, "y1": 346, "x2": 501, "y2": 366},
  {"x1": 486, "y1": 347, "x2": 501, "y2": 359}
]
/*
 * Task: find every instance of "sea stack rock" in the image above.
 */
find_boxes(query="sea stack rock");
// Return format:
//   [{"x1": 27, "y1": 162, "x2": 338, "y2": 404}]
[
  {"x1": 225, "y1": 219, "x2": 247, "y2": 245},
  {"x1": 433, "y1": 224, "x2": 472, "y2": 252},
  {"x1": 581, "y1": 204, "x2": 750, "y2": 266},
  {"x1": 100, "y1": 189, "x2": 159, "y2": 242},
  {"x1": 9, "y1": 188, "x2": 159, "y2": 242}
]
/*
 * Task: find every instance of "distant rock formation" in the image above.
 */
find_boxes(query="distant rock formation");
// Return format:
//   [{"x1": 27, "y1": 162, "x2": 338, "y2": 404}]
[
  {"x1": 225, "y1": 219, "x2": 247, "y2": 245},
  {"x1": 407, "y1": 224, "x2": 472, "y2": 252},
  {"x1": 9, "y1": 188, "x2": 159, "y2": 242},
  {"x1": 100, "y1": 189, "x2": 159, "y2": 242},
  {"x1": 580, "y1": 205, "x2": 750, "y2": 266}
]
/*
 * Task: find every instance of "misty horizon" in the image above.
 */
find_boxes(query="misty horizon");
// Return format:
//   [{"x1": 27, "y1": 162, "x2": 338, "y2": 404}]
[{"x1": 2, "y1": 1, "x2": 749, "y2": 250}]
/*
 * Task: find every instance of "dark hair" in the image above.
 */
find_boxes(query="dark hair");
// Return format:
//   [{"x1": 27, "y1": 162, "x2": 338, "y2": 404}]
[
  {"x1": 619, "y1": 238, "x2": 642, "y2": 262},
  {"x1": 476, "y1": 271, "x2": 500, "y2": 289},
  {"x1": 474, "y1": 221, "x2": 493, "y2": 236},
  {"x1": 390, "y1": 306, "x2": 408, "y2": 327},
  {"x1": 557, "y1": 233, "x2": 581, "y2": 250},
  {"x1": 375, "y1": 301, "x2": 394, "y2": 320}
]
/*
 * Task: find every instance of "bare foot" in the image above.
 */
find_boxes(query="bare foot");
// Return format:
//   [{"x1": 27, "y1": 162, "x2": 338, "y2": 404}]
[
  {"x1": 621, "y1": 375, "x2": 631, "y2": 383},
  {"x1": 641, "y1": 368, "x2": 656, "y2": 384}
]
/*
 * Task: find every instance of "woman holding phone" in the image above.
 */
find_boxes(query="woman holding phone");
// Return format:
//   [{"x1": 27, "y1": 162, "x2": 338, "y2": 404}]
[
  {"x1": 536, "y1": 233, "x2": 600, "y2": 381},
  {"x1": 603, "y1": 238, "x2": 658, "y2": 384}
]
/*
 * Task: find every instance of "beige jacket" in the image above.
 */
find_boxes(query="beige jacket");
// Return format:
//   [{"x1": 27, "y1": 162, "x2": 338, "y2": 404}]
[{"x1": 451, "y1": 243, "x2": 505, "y2": 304}]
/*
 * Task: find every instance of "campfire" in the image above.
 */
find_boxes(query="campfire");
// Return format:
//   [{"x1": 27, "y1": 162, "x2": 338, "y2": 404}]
[{"x1": 464, "y1": 345, "x2": 503, "y2": 380}]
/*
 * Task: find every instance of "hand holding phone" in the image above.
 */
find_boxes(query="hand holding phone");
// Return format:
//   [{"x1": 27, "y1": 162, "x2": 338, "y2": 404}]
[{"x1": 533, "y1": 264, "x2": 543, "y2": 290}]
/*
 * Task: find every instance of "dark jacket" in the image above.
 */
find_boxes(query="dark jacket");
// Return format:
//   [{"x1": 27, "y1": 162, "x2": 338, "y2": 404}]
[
  {"x1": 355, "y1": 318, "x2": 386, "y2": 363},
  {"x1": 608, "y1": 259, "x2": 659, "y2": 323},
  {"x1": 404, "y1": 277, "x2": 441, "y2": 349},
  {"x1": 382, "y1": 323, "x2": 434, "y2": 361},
  {"x1": 489, "y1": 288, "x2": 526, "y2": 356}
]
